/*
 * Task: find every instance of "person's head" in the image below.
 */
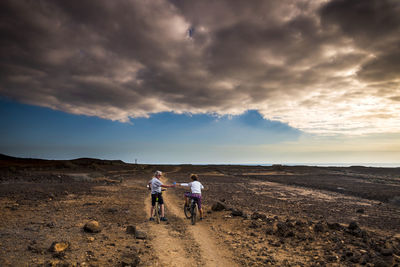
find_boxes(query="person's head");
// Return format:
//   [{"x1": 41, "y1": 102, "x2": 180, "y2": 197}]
[
  {"x1": 154, "y1": 170, "x2": 162, "y2": 178},
  {"x1": 190, "y1": 174, "x2": 198, "y2": 181}
]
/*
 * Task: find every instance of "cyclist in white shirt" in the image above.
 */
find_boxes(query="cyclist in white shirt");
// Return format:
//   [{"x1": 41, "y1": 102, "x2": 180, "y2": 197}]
[{"x1": 179, "y1": 174, "x2": 204, "y2": 220}]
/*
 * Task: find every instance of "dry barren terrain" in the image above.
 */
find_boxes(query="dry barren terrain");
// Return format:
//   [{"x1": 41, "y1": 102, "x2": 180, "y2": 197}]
[{"x1": 1, "y1": 154, "x2": 400, "y2": 266}]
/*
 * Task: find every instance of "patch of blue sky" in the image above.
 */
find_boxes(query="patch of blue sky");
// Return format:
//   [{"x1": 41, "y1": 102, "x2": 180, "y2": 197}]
[{"x1": 0, "y1": 98, "x2": 302, "y2": 160}]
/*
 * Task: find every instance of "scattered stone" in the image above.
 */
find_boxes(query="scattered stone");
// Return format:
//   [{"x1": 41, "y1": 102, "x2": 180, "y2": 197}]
[
  {"x1": 49, "y1": 241, "x2": 70, "y2": 257},
  {"x1": 46, "y1": 222, "x2": 55, "y2": 228},
  {"x1": 248, "y1": 221, "x2": 261, "y2": 229},
  {"x1": 135, "y1": 229, "x2": 147, "y2": 240},
  {"x1": 372, "y1": 258, "x2": 390, "y2": 267},
  {"x1": 83, "y1": 220, "x2": 102, "y2": 233},
  {"x1": 325, "y1": 255, "x2": 338, "y2": 262},
  {"x1": 276, "y1": 222, "x2": 294, "y2": 238},
  {"x1": 27, "y1": 242, "x2": 46, "y2": 254},
  {"x1": 126, "y1": 225, "x2": 136, "y2": 235},
  {"x1": 265, "y1": 227, "x2": 274, "y2": 235},
  {"x1": 231, "y1": 209, "x2": 243, "y2": 216},
  {"x1": 356, "y1": 208, "x2": 365, "y2": 213},
  {"x1": 314, "y1": 222, "x2": 326, "y2": 233},
  {"x1": 349, "y1": 252, "x2": 362, "y2": 263},
  {"x1": 121, "y1": 252, "x2": 140, "y2": 266},
  {"x1": 251, "y1": 212, "x2": 266, "y2": 220},
  {"x1": 87, "y1": 237, "x2": 95, "y2": 242},
  {"x1": 348, "y1": 221, "x2": 359, "y2": 231},
  {"x1": 327, "y1": 222, "x2": 343, "y2": 231},
  {"x1": 380, "y1": 248, "x2": 393, "y2": 256},
  {"x1": 211, "y1": 201, "x2": 227, "y2": 211},
  {"x1": 347, "y1": 221, "x2": 366, "y2": 237},
  {"x1": 83, "y1": 202, "x2": 97, "y2": 206},
  {"x1": 6, "y1": 203, "x2": 19, "y2": 210},
  {"x1": 107, "y1": 208, "x2": 118, "y2": 213}
]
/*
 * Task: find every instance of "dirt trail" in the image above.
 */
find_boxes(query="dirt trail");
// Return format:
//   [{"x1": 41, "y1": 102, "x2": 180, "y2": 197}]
[
  {"x1": 164, "y1": 191, "x2": 237, "y2": 267},
  {"x1": 144, "y1": 194, "x2": 197, "y2": 266},
  {"x1": 144, "y1": 183, "x2": 237, "y2": 266}
]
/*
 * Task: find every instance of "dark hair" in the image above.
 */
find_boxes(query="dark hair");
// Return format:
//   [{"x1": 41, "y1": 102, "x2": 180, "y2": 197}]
[{"x1": 190, "y1": 174, "x2": 198, "y2": 181}]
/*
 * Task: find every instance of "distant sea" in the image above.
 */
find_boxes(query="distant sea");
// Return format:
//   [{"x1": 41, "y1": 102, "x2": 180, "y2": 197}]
[
  {"x1": 274, "y1": 163, "x2": 400, "y2": 168},
  {"x1": 168, "y1": 163, "x2": 400, "y2": 168}
]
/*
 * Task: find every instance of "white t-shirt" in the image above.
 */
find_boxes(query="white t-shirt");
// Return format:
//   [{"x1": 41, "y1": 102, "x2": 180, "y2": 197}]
[
  {"x1": 149, "y1": 177, "x2": 162, "y2": 194},
  {"x1": 181, "y1": 181, "x2": 204, "y2": 194}
]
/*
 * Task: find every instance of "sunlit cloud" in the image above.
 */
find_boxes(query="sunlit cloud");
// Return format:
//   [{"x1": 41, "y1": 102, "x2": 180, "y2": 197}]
[{"x1": 0, "y1": 0, "x2": 399, "y2": 135}]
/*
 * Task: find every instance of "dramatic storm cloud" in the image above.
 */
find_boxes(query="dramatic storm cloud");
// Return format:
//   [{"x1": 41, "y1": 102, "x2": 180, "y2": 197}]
[{"x1": 1, "y1": 0, "x2": 399, "y2": 134}]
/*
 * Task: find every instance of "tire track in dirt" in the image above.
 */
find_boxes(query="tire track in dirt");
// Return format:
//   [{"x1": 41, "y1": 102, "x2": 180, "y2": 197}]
[
  {"x1": 143, "y1": 190, "x2": 203, "y2": 266},
  {"x1": 163, "y1": 192, "x2": 238, "y2": 267},
  {"x1": 143, "y1": 171, "x2": 238, "y2": 267}
]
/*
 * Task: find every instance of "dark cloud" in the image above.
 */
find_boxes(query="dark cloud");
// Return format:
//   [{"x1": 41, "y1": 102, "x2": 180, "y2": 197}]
[{"x1": 0, "y1": 0, "x2": 399, "y2": 133}]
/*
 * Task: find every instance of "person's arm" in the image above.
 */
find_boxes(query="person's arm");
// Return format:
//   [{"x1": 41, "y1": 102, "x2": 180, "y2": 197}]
[
  {"x1": 180, "y1": 183, "x2": 189, "y2": 187},
  {"x1": 161, "y1": 184, "x2": 176, "y2": 188}
]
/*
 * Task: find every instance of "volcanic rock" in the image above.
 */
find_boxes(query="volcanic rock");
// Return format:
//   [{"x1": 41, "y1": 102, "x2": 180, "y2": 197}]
[
  {"x1": 126, "y1": 225, "x2": 136, "y2": 235},
  {"x1": 135, "y1": 229, "x2": 147, "y2": 240},
  {"x1": 251, "y1": 212, "x2": 266, "y2": 220},
  {"x1": 314, "y1": 222, "x2": 326, "y2": 233},
  {"x1": 49, "y1": 241, "x2": 70, "y2": 257},
  {"x1": 83, "y1": 220, "x2": 101, "y2": 233},
  {"x1": 348, "y1": 221, "x2": 359, "y2": 230},
  {"x1": 327, "y1": 222, "x2": 343, "y2": 231},
  {"x1": 356, "y1": 208, "x2": 365, "y2": 213},
  {"x1": 231, "y1": 209, "x2": 243, "y2": 216},
  {"x1": 380, "y1": 248, "x2": 393, "y2": 256},
  {"x1": 211, "y1": 201, "x2": 227, "y2": 211},
  {"x1": 121, "y1": 252, "x2": 140, "y2": 266},
  {"x1": 276, "y1": 222, "x2": 294, "y2": 238}
]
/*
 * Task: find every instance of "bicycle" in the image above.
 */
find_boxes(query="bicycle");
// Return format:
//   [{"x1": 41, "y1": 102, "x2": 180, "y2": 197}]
[
  {"x1": 149, "y1": 188, "x2": 166, "y2": 224},
  {"x1": 183, "y1": 194, "x2": 199, "y2": 225}
]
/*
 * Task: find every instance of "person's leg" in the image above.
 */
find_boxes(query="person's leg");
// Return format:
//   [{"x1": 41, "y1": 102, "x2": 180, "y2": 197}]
[
  {"x1": 197, "y1": 196, "x2": 203, "y2": 219},
  {"x1": 161, "y1": 204, "x2": 165, "y2": 217},
  {"x1": 150, "y1": 194, "x2": 156, "y2": 219},
  {"x1": 158, "y1": 194, "x2": 166, "y2": 219},
  {"x1": 184, "y1": 192, "x2": 190, "y2": 206}
]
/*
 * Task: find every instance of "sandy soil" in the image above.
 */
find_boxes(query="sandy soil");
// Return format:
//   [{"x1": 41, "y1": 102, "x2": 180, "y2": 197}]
[{"x1": 1, "y1": 155, "x2": 400, "y2": 266}]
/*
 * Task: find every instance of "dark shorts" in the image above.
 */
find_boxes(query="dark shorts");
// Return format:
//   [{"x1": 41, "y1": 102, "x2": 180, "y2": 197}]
[
  {"x1": 184, "y1": 192, "x2": 202, "y2": 209},
  {"x1": 151, "y1": 193, "x2": 164, "y2": 206}
]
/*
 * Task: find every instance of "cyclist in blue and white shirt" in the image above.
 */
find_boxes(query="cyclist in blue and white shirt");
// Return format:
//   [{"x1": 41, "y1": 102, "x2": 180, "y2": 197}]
[
  {"x1": 180, "y1": 174, "x2": 204, "y2": 220},
  {"x1": 147, "y1": 171, "x2": 175, "y2": 221}
]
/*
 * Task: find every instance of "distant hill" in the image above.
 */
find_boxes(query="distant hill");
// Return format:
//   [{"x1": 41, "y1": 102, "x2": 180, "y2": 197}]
[{"x1": 0, "y1": 153, "x2": 129, "y2": 170}]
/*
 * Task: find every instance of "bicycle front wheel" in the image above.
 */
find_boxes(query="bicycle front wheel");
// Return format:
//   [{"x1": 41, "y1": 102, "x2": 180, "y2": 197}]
[{"x1": 155, "y1": 202, "x2": 160, "y2": 224}]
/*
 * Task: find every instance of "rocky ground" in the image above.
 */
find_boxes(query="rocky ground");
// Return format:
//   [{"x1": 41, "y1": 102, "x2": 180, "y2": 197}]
[{"x1": 0, "y1": 154, "x2": 400, "y2": 266}]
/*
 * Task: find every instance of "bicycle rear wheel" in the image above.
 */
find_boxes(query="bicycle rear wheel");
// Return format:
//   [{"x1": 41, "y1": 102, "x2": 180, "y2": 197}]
[
  {"x1": 155, "y1": 202, "x2": 160, "y2": 224},
  {"x1": 191, "y1": 203, "x2": 198, "y2": 225},
  {"x1": 183, "y1": 203, "x2": 191, "y2": 219}
]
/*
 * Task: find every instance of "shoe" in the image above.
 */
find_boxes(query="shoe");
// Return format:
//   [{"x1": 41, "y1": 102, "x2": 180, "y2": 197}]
[
  {"x1": 160, "y1": 217, "x2": 168, "y2": 221},
  {"x1": 149, "y1": 217, "x2": 155, "y2": 221}
]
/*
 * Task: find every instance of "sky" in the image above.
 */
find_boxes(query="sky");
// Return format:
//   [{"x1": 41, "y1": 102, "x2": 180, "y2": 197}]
[{"x1": 0, "y1": 0, "x2": 399, "y2": 165}]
